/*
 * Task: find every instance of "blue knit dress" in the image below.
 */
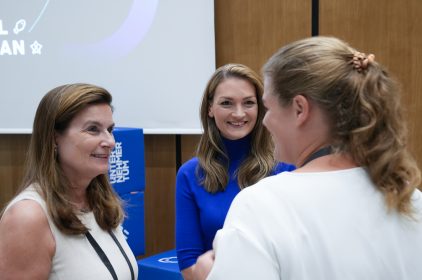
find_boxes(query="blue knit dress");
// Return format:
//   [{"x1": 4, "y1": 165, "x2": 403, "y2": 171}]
[{"x1": 175, "y1": 135, "x2": 295, "y2": 270}]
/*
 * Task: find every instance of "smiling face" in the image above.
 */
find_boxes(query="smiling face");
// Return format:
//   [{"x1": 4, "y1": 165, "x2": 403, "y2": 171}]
[
  {"x1": 55, "y1": 103, "x2": 115, "y2": 186},
  {"x1": 208, "y1": 77, "x2": 258, "y2": 140}
]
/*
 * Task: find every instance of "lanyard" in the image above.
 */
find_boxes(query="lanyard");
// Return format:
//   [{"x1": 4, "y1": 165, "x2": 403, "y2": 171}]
[
  {"x1": 86, "y1": 230, "x2": 135, "y2": 280},
  {"x1": 300, "y1": 146, "x2": 332, "y2": 167}
]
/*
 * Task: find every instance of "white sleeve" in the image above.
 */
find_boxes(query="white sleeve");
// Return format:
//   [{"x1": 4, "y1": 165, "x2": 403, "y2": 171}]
[
  {"x1": 206, "y1": 189, "x2": 280, "y2": 280},
  {"x1": 207, "y1": 228, "x2": 279, "y2": 280}
]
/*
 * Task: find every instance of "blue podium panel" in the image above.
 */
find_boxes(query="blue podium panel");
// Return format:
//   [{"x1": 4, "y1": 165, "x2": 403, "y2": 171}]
[
  {"x1": 121, "y1": 191, "x2": 145, "y2": 256},
  {"x1": 138, "y1": 249, "x2": 183, "y2": 280},
  {"x1": 109, "y1": 127, "x2": 145, "y2": 195}
]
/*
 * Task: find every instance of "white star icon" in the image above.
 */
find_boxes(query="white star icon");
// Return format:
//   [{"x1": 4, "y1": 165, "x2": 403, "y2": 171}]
[{"x1": 30, "y1": 41, "x2": 43, "y2": 55}]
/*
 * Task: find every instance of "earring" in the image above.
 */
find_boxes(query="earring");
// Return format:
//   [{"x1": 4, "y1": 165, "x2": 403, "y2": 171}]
[{"x1": 54, "y1": 146, "x2": 58, "y2": 158}]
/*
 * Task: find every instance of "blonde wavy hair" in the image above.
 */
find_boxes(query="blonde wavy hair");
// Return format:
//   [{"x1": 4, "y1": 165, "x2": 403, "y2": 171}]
[
  {"x1": 19, "y1": 83, "x2": 124, "y2": 234},
  {"x1": 197, "y1": 63, "x2": 276, "y2": 193},
  {"x1": 263, "y1": 36, "x2": 421, "y2": 215}
]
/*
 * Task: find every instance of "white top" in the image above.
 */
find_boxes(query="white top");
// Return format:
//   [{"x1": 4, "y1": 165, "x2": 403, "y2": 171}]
[
  {"x1": 4, "y1": 185, "x2": 138, "y2": 280},
  {"x1": 208, "y1": 168, "x2": 422, "y2": 280}
]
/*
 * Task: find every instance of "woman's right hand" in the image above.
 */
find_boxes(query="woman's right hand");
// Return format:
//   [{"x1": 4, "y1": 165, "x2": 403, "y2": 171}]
[{"x1": 192, "y1": 250, "x2": 215, "y2": 280}]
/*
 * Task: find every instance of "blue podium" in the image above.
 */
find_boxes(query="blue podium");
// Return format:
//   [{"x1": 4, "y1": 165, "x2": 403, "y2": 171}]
[{"x1": 138, "y1": 249, "x2": 183, "y2": 280}]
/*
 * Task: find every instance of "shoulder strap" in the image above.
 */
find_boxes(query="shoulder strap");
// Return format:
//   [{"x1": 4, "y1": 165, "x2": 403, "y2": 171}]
[{"x1": 86, "y1": 231, "x2": 118, "y2": 280}]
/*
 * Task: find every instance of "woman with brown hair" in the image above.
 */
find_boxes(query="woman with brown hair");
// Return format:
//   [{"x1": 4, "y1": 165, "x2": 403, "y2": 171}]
[
  {"x1": 0, "y1": 83, "x2": 137, "y2": 279},
  {"x1": 195, "y1": 37, "x2": 422, "y2": 279},
  {"x1": 175, "y1": 63, "x2": 294, "y2": 279}
]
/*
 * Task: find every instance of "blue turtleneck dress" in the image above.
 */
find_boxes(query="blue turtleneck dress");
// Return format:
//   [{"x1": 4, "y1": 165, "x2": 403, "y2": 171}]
[{"x1": 175, "y1": 135, "x2": 295, "y2": 271}]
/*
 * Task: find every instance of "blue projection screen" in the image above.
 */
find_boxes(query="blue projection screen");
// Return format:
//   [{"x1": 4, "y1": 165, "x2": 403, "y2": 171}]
[{"x1": 0, "y1": 0, "x2": 215, "y2": 133}]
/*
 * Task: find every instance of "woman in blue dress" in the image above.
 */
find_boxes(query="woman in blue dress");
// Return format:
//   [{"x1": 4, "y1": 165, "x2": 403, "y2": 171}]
[{"x1": 175, "y1": 63, "x2": 295, "y2": 279}]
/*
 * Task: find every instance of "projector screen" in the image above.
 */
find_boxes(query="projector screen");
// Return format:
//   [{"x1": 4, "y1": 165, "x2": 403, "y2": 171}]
[{"x1": 0, "y1": 0, "x2": 215, "y2": 134}]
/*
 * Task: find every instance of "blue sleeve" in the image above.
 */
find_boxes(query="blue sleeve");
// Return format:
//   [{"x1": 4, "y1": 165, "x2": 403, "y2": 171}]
[
  {"x1": 272, "y1": 162, "x2": 296, "y2": 175},
  {"x1": 175, "y1": 160, "x2": 205, "y2": 271}
]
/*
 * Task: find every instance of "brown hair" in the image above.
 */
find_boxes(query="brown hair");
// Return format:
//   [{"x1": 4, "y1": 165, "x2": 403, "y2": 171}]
[
  {"x1": 197, "y1": 63, "x2": 276, "y2": 193},
  {"x1": 21, "y1": 83, "x2": 124, "y2": 234},
  {"x1": 263, "y1": 36, "x2": 421, "y2": 215}
]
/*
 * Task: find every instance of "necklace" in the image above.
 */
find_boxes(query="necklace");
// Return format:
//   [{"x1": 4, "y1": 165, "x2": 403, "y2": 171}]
[{"x1": 300, "y1": 146, "x2": 332, "y2": 167}]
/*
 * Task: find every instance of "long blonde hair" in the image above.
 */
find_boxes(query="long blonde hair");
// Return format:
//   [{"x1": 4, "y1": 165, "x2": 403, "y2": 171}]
[
  {"x1": 197, "y1": 63, "x2": 275, "y2": 193},
  {"x1": 263, "y1": 36, "x2": 421, "y2": 215},
  {"x1": 20, "y1": 83, "x2": 124, "y2": 234}
]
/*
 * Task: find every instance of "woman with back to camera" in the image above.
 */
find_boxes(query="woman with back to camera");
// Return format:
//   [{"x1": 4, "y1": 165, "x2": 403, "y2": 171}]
[
  {"x1": 194, "y1": 37, "x2": 422, "y2": 279},
  {"x1": 175, "y1": 63, "x2": 295, "y2": 279},
  {"x1": 0, "y1": 83, "x2": 137, "y2": 279}
]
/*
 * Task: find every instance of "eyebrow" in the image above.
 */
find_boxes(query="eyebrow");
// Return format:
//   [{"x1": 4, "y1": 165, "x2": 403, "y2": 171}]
[
  {"x1": 217, "y1": 95, "x2": 257, "y2": 100},
  {"x1": 243, "y1": 96, "x2": 257, "y2": 100},
  {"x1": 84, "y1": 120, "x2": 102, "y2": 126},
  {"x1": 84, "y1": 120, "x2": 115, "y2": 128}
]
